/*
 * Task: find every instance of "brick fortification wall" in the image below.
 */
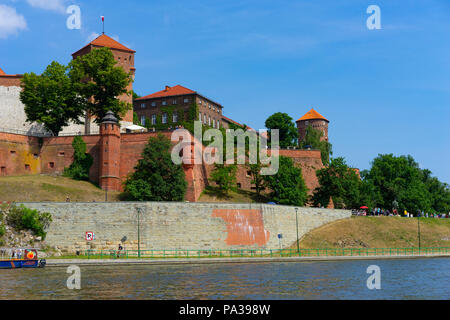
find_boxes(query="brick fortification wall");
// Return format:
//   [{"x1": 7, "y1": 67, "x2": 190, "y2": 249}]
[
  {"x1": 0, "y1": 131, "x2": 323, "y2": 201},
  {"x1": 23, "y1": 202, "x2": 351, "y2": 254},
  {"x1": 0, "y1": 131, "x2": 209, "y2": 201}
]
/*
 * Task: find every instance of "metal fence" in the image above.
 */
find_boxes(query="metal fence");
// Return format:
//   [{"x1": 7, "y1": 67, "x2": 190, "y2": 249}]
[{"x1": 80, "y1": 247, "x2": 450, "y2": 260}]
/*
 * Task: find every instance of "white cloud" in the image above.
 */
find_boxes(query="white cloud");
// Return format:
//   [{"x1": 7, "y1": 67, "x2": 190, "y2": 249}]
[
  {"x1": 0, "y1": 5, "x2": 27, "y2": 39},
  {"x1": 26, "y1": 0, "x2": 66, "y2": 13}
]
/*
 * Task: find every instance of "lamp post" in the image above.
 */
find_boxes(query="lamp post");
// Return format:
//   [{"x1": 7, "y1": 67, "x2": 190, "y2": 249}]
[
  {"x1": 136, "y1": 207, "x2": 142, "y2": 258},
  {"x1": 417, "y1": 213, "x2": 421, "y2": 251},
  {"x1": 295, "y1": 207, "x2": 300, "y2": 254}
]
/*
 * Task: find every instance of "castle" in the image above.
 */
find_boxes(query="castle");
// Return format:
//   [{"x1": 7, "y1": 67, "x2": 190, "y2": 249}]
[{"x1": 0, "y1": 34, "x2": 330, "y2": 202}]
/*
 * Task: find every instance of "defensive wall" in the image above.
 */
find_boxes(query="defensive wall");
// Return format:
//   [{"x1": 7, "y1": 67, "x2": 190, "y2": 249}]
[{"x1": 23, "y1": 202, "x2": 351, "y2": 254}]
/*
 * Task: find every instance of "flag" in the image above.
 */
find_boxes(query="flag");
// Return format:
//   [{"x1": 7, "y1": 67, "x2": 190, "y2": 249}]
[{"x1": 101, "y1": 16, "x2": 104, "y2": 22}]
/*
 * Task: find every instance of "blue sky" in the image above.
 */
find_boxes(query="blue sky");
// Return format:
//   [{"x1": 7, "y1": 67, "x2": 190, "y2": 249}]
[{"x1": 1, "y1": 0, "x2": 449, "y2": 183}]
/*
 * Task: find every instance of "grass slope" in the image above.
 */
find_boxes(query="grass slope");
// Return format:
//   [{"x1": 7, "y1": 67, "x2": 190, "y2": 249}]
[
  {"x1": 0, "y1": 175, "x2": 120, "y2": 202},
  {"x1": 297, "y1": 216, "x2": 450, "y2": 249},
  {"x1": 198, "y1": 186, "x2": 269, "y2": 203}
]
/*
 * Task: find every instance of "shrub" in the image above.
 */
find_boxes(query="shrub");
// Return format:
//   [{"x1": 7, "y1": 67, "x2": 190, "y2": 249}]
[
  {"x1": 0, "y1": 222, "x2": 5, "y2": 237},
  {"x1": 64, "y1": 136, "x2": 93, "y2": 181},
  {"x1": 6, "y1": 205, "x2": 52, "y2": 240}
]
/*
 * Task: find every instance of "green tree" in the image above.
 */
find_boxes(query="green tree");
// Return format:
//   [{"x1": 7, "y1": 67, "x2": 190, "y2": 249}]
[
  {"x1": 63, "y1": 136, "x2": 94, "y2": 181},
  {"x1": 264, "y1": 156, "x2": 308, "y2": 206},
  {"x1": 123, "y1": 134, "x2": 187, "y2": 201},
  {"x1": 20, "y1": 61, "x2": 84, "y2": 136},
  {"x1": 312, "y1": 157, "x2": 361, "y2": 209},
  {"x1": 362, "y1": 154, "x2": 433, "y2": 214},
  {"x1": 69, "y1": 47, "x2": 132, "y2": 123},
  {"x1": 265, "y1": 112, "x2": 298, "y2": 148},
  {"x1": 133, "y1": 112, "x2": 139, "y2": 125},
  {"x1": 210, "y1": 165, "x2": 237, "y2": 195},
  {"x1": 299, "y1": 125, "x2": 333, "y2": 165}
]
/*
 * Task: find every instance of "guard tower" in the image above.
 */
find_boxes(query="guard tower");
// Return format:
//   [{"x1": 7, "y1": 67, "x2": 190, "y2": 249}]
[
  {"x1": 296, "y1": 108, "x2": 329, "y2": 143},
  {"x1": 99, "y1": 111, "x2": 121, "y2": 192},
  {"x1": 72, "y1": 34, "x2": 136, "y2": 133}
]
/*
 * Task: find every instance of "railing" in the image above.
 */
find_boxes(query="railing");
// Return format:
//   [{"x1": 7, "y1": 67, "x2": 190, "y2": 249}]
[
  {"x1": 79, "y1": 247, "x2": 450, "y2": 260},
  {"x1": 0, "y1": 127, "x2": 53, "y2": 137}
]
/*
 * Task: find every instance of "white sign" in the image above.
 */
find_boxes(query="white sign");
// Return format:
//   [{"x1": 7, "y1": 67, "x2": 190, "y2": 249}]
[{"x1": 85, "y1": 231, "x2": 95, "y2": 241}]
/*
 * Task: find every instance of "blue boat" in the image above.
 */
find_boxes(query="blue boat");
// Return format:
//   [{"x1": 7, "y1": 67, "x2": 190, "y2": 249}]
[{"x1": 0, "y1": 248, "x2": 46, "y2": 269}]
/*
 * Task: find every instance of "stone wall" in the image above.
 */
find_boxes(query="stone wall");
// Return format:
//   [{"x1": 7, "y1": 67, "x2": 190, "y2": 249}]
[{"x1": 22, "y1": 202, "x2": 351, "y2": 254}]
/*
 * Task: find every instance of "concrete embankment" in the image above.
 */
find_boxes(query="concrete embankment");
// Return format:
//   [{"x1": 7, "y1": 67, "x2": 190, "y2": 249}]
[
  {"x1": 45, "y1": 254, "x2": 450, "y2": 267},
  {"x1": 22, "y1": 202, "x2": 351, "y2": 254}
]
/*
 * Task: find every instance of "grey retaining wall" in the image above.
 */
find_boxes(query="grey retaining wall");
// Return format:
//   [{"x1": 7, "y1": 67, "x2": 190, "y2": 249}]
[{"x1": 22, "y1": 202, "x2": 351, "y2": 253}]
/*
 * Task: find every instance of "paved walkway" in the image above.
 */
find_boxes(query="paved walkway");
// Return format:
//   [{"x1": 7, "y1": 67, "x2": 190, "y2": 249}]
[{"x1": 46, "y1": 254, "x2": 450, "y2": 267}]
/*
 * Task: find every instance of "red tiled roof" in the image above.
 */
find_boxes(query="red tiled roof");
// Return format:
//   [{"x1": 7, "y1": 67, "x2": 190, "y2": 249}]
[
  {"x1": 73, "y1": 34, "x2": 135, "y2": 56},
  {"x1": 136, "y1": 85, "x2": 197, "y2": 100},
  {"x1": 297, "y1": 108, "x2": 329, "y2": 122}
]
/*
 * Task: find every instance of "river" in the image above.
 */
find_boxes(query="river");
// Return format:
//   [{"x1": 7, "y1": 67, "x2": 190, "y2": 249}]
[{"x1": 0, "y1": 258, "x2": 449, "y2": 299}]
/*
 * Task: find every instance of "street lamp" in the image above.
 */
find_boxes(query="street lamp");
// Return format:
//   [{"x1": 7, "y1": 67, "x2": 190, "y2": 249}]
[
  {"x1": 136, "y1": 207, "x2": 143, "y2": 258},
  {"x1": 295, "y1": 207, "x2": 300, "y2": 255},
  {"x1": 417, "y1": 213, "x2": 421, "y2": 251}
]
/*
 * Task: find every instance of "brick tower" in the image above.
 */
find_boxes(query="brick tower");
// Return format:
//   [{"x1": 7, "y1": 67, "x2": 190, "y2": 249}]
[
  {"x1": 296, "y1": 108, "x2": 329, "y2": 144},
  {"x1": 72, "y1": 34, "x2": 136, "y2": 133},
  {"x1": 99, "y1": 111, "x2": 121, "y2": 192}
]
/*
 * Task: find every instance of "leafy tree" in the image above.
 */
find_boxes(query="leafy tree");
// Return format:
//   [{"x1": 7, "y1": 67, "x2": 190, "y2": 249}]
[
  {"x1": 20, "y1": 61, "x2": 84, "y2": 136},
  {"x1": 421, "y1": 169, "x2": 450, "y2": 213},
  {"x1": 248, "y1": 163, "x2": 266, "y2": 197},
  {"x1": 264, "y1": 156, "x2": 308, "y2": 206},
  {"x1": 63, "y1": 136, "x2": 94, "y2": 181},
  {"x1": 265, "y1": 112, "x2": 298, "y2": 148},
  {"x1": 210, "y1": 165, "x2": 237, "y2": 195},
  {"x1": 299, "y1": 125, "x2": 333, "y2": 165},
  {"x1": 123, "y1": 134, "x2": 187, "y2": 201},
  {"x1": 312, "y1": 157, "x2": 361, "y2": 209},
  {"x1": 362, "y1": 154, "x2": 432, "y2": 214},
  {"x1": 69, "y1": 47, "x2": 132, "y2": 123}
]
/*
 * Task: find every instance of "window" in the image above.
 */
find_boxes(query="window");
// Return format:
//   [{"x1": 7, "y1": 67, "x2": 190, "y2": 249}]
[
  {"x1": 237, "y1": 183, "x2": 242, "y2": 189},
  {"x1": 203, "y1": 114, "x2": 207, "y2": 124},
  {"x1": 151, "y1": 102, "x2": 156, "y2": 107},
  {"x1": 141, "y1": 103, "x2": 145, "y2": 109},
  {"x1": 217, "y1": 121, "x2": 220, "y2": 129},
  {"x1": 173, "y1": 111, "x2": 178, "y2": 123},
  {"x1": 208, "y1": 116, "x2": 211, "y2": 126},
  {"x1": 141, "y1": 116, "x2": 146, "y2": 126},
  {"x1": 173, "y1": 99, "x2": 177, "y2": 105},
  {"x1": 25, "y1": 164, "x2": 31, "y2": 171},
  {"x1": 10, "y1": 150, "x2": 16, "y2": 155},
  {"x1": 58, "y1": 151, "x2": 65, "y2": 156},
  {"x1": 48, "y1": 162, "x2": 55, "y2": 169},
  {"x1": 304, "y1": 121, "x2": 309, "y2": 126},
  {"x1": 162, "y1": 113, "x2": 168, "y2": 124},
  {"x1": 199, "y1": 112, "x2": 202, "y2": 121},
  {"x1": 151, "y1": 114, "x2": 156, "y2": 125},
  {"x1": 184, "y1": 98, "x2": 189, "y2": 103},
  {"x1": 162, "y1": 101, "x2": 167, "y2": 106}
]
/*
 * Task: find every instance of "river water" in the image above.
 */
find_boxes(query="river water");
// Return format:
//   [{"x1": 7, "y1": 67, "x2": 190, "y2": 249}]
[{"x1": 0, "y1": 258, "x2": 449, "y2": 300}]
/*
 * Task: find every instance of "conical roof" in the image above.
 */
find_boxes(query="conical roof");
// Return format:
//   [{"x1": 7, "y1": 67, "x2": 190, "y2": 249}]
[
  {"x1": 101, "y1": 110, "x2": 118, "y2": 123},
  {"x1": 297, "y1": 108, "x2": 329, "y2": 122}
]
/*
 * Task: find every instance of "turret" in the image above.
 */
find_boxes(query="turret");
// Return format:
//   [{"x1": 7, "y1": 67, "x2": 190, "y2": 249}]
[
  {"x1": 99, "y1": 111, "x2": 121, "y2": 192},
  {"x1": 296, "y1": 108, "x2": 329, "y2": 144}
]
